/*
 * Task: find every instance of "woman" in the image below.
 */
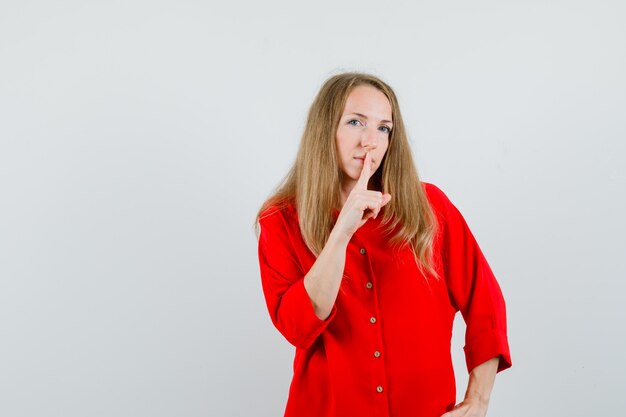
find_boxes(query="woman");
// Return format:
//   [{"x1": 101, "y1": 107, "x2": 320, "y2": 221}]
[{"x1": 256, "y1": 72, "x2": 511, "y2": 417}]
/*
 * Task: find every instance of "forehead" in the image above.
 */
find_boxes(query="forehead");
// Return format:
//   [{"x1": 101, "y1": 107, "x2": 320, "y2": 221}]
[{"x1": 342, "y1": 85, "x2": 392, "y2": 121}]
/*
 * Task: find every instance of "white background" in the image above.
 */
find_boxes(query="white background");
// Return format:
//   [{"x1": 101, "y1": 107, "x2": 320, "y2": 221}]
[{"x1": 1, "y1": 1, "x2": 624, "y2": 416}]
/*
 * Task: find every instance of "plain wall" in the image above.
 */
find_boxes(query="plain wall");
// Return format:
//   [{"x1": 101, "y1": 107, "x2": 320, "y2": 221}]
[{"x1": 1, "y1": 1, "x2": 624, "y2": 416}]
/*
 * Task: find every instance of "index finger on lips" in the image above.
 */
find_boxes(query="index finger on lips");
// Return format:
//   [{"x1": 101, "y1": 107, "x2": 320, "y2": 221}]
[{"x1": 356, "y1": 151, "x2": 372, "y2": 190}]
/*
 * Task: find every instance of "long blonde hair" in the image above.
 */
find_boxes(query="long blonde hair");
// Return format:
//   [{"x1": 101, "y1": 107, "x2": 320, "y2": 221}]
[{"x1": 256, "y1": 72, "x2": 439, "y2": 278}]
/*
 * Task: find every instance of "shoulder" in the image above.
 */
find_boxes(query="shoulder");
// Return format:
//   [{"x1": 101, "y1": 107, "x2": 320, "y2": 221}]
[
  {"x1": 257, "y1": 200, "x2": 306, "y2": 256},
  {"x1": 258, "y1": 200, "x2": 299, "y2": 233},
  {"x1": 420, "y1": 181, "x2": 454, "y2": 214},
  {"x1": 421, "y1": 181, "x2": 445, "y2": 200}
]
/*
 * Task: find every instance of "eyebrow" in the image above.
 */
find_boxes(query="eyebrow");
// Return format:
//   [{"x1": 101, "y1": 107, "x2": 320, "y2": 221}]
[{"x1": 347, "y1": 112, "x2": 393, "y2": 125}]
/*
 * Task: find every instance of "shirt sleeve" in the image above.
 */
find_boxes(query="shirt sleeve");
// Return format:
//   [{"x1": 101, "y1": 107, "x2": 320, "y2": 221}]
[
  {"x1": 257, "y1": 209, "x2": 337, "y2": 350},
  {"x1": 432, "y1": 185, "x2": 512, "y2": 373}
]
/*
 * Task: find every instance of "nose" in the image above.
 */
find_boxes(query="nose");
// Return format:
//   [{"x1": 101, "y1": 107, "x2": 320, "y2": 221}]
[{"x1": 360, "y1": 126, "x2": 379, "y2": 150}]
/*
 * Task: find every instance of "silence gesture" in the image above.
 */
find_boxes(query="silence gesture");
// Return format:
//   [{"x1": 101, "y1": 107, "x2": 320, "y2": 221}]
[{"x1": 334, "y1": 151, "x2": 392, "y2": 238}]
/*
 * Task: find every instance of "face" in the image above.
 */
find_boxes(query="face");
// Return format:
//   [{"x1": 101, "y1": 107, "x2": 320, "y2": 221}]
[{"x1": 335, "y1": 85, "x2": 392, "y2": 192}]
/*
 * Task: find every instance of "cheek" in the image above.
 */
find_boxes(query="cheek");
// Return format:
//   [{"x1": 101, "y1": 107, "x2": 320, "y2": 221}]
[
  {"x1": 336, "y1": 130, "x2": 356, "y2": 158},
  {"x1": 379, "y1": 138, "x2": 390, "y2": 155}
]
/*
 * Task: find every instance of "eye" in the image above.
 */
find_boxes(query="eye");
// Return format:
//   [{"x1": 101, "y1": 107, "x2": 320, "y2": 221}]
[
  {"x1": 347, "y1": 119, "x2": 362, "y2": 127},
  {"x1": 379, "y1": 125, "x2": 391, "y2": 134}
]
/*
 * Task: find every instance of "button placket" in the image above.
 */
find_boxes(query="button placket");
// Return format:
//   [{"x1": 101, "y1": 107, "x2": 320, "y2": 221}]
[{"x1": 354, "y1": 237, "x2": 388, "y2": 408}]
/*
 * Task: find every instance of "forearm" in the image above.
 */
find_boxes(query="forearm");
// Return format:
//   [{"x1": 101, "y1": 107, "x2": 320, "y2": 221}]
[
  {"x1": 464, "y1": 356, "x2": 500, "y2": 406},
  {"x1": 303, "y1": 228, "x2": 351, "y2": 320}
]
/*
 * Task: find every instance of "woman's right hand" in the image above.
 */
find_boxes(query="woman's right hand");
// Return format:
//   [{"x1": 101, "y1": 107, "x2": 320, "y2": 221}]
[{"x1": 334, "y1": 152, "x2": 392, "y2": 239}]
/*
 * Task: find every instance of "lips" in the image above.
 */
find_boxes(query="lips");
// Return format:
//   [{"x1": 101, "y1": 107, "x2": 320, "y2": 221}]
[
  {"x1": 354, "y1": 156, "x2": 372, "y2": 164},
  {"x1": 354, "y1": 156, "x2": 376, "y2": 168}
]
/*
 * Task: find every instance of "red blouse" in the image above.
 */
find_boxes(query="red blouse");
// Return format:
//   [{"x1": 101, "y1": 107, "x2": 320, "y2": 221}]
[{"x1": 257, "y1": 182, "x2": 511, "y2": 417}]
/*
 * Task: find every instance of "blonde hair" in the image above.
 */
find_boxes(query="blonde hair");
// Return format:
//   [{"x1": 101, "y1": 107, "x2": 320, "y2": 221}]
[{"x1": 256, "y1": 72, "x2": 439, "y2": 278}]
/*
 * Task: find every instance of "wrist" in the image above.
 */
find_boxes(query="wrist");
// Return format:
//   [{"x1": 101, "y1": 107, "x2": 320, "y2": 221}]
[
  {"x1": 328, "y1": 226, "x2": 352, "y2": 247},
  {"x1": 464, "y1": 390, "x2": 490, "y2": 408}
]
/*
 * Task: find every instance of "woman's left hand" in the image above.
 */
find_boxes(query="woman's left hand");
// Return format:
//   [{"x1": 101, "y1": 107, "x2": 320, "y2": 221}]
[{"x1": 440, "y1": 397, "x2": 488, "y2": 417}]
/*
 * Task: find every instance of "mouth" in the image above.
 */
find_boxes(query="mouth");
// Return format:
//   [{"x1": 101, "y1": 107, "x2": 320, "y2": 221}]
[{"x1": 354, "y1": 156, "x2": 372, "y2": 164}]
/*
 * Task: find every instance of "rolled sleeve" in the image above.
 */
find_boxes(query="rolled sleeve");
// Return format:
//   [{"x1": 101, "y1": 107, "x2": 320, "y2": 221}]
[
  {"x1": 464, "y1": 327, "x2": 512, "y2": 373},
  {"x1": 429, "y1": 184, "x2": 512, "y2": 374},
  {"x1": 274, "y1": 278, "x2": 337, "y2": 348},
  {"x1": 258, "y1": 209, "x2": 337, "y2": 349}
]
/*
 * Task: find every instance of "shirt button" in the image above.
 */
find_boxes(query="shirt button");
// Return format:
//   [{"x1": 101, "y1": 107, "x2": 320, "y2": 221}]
[
  {"x1": 374, "y1": 351, "x2": 381, "y2": 358},
  {"x1": 360, "y1": 248, "x2": 366, "y2": 255},
  {"x1": 366, "y1": 282, "x2": 373, "y2": 289},
  {"x1": 376, "y1": 386, "x2": 384, "y2": 393},
  {"x1": 370, "y1": 316, "x2": 377, "y2": 324}
]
